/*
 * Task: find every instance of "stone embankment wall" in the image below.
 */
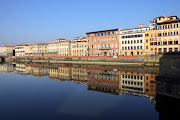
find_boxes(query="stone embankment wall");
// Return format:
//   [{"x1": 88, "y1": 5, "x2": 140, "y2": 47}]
[{"x1": 7, "y1": 54, "x2": 171, "y2": 67}]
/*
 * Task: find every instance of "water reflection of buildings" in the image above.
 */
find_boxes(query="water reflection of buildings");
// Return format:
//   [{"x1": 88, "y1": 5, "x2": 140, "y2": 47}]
[
  {"x1": 120, "y1": 71, "x2": 146, "y2": 96},
  {"x1": 32, "y1": 65, "x2": 49, "y2": 77},
  {"x1": 49, "y1": 66, "x2": 87, "y2": 84},
  {"x1": 0, "y1": 64, "x2": 15, "y2": 73},
  {"x1": 49, "y1": 67, "x2": 71, "y2": 81},
  {"x1": 16, "y1": 64, "x2": 33, "y2": 75},
  {"x1": 87, "y1": 69, "x2": 120, "y2": 95},
  {"x1": 0, "y1": 63, "x2": 157, "y2": 101}
]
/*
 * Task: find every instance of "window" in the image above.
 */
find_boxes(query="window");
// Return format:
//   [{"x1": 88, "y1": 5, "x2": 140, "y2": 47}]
[
  {"x1": 146, "y1": 46, "x2": 148, "y2": 49},
  {"x1": 163, "y1": 25, "x2": 167, "y2": 29},
  {"x1": 163, "y1": 32, "x2": 167, "y2": 36},
  {"x1": 115, "y1": 43, "x2": 118, "y2": 48},
  {"x1": 163, "y1": 41, "x2": 167, "y2": 45},
  {"x1": 112, "y1": 44, "x2": 114, "y2": 48},
  {"x1": 174, "y1": 24, "x2": 178, "y2": 28},
  {"x1": 168, "y1": 32, "x2": 172, "y2": 35},
  {"x1": 168, "y1": 41, "x2": 172, "y2": 45},
  {"x1": 158, "y1": 26, "x2": 162, "y2": 30},
  {"x1": 174, "y1": 31, "x2": 178, "y2": 35},
  {"x1": 145, "y1": 34, "x2": 149, "y2": 37},
  {"x1": 158, "y1": 33, "x2": 162, "y2": 36},
  {"x1": 168, "y1": 25, "x2": 172, "y2": 28},
  {"x1": 169, "y1": 48, "x2": 173, "y2": 52},
  {"x1": 164, "y1": 48, "x2": 167, "y2": 52},
  {"x1": 140, "y1": 40, "x2": 142, "y2": 43},
  {"x1": 174, "y1": 40, "x2": 178, "y2": 44},
  {"x1": 175, "y1": 48, "x2": 178, "y2": 52},
  {"x1": 122, "y1": 41, "x2": 124, "y2": 44}
]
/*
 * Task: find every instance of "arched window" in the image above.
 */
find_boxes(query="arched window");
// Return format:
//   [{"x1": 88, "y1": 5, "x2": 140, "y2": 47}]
[
  {"x1": 174, "y1": 39, "x2": 178, "y2": 44},
  {"x1": 168, "y1": 31, "x2": 172, "y2": 36},
  {"x1": 168, "y1": 39, "x2": 173, "y2": 45}
]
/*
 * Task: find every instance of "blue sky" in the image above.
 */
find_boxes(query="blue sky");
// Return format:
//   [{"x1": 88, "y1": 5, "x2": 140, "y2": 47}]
[{"x1": 0, "y1": 0, "x2": 180, "y2": 45}]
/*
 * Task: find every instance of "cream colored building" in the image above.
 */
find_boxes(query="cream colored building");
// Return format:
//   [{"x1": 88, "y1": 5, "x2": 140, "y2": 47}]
[
  {"x1": 70, "y1": 37, "x2": 87, "y2": 56},
  {"x1": 48, "y1": 38, "x2": 70, "y2": 56},
  {"x1": 15, "y1": 43, "x2": 32, "y2": 57},
  {"x1": 155, "y1": 15, "x2": 180, "y2": 53},
  {"x1": 32, "y1": 43, "x2": 48, "y2": 57},
  {"x1": 0, "y1": 44, "x2": 14, "y2": 56}
]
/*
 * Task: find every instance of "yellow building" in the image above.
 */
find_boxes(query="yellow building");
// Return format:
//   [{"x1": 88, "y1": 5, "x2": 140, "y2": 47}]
[
  {"x1": 32, "y1": 43, "x2": 48, "y2": 57},
  {"x1": 48, "y1": 38, "x2": 70, "y2": 56},
  {"x1": 144, "y1": 30, "x2": 158, "y2": 55},
  {"x1": 155, "y1": 15, "x2": 180, "y2": 53},
  {"x1": 70, "y1": 37, "x2": 87, "y2": 56}
]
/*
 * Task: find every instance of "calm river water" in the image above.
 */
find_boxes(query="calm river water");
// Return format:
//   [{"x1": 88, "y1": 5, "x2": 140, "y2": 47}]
[{"x1": 0, "y1": 62, "x2": 179, "y2": 120}]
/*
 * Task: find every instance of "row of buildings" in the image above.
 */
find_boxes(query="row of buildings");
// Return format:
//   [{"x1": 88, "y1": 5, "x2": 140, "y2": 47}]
[{"x1": 0, "y1": 15, "x2": 179, "y2": 57}]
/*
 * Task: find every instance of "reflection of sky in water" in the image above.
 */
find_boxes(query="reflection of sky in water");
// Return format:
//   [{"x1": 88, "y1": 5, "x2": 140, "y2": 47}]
[{"x1": 57, "y1": 85, "x2": 123, "y2": 116}]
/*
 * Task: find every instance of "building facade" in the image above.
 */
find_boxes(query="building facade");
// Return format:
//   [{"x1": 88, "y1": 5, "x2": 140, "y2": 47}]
[
  {"x1": 86, "y1": 29, "x2": 120, "y2": 56},
  {"x1": 48, "y1": 38, "x2": 70, "y2": 56},
  {"x1": 144, "y1": 30, "x2": 158, "y2": 55},
  {"x1": 0, "y1": 44, "x2": 14, "y2": 56},
  {"x1": 155, "y1": 16, "x2": 180, "y2": 53},
  {"x1": 70, "y1": 37, "x2": 87, "y2": 56},
  {"x1": 119, "y1": 24, "x2": 149, "y2": 56},
  {"x1": 32, "y1": 43, "x2": 48, "y2": 57},
  {"x1": 15, "y1": 43, "x2": 32, "y2": 57}
]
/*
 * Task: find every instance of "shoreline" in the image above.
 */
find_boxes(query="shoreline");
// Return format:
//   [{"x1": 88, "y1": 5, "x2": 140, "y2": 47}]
[{"x1": 7, "y1": 58, "x2": 159, "y2": 67}]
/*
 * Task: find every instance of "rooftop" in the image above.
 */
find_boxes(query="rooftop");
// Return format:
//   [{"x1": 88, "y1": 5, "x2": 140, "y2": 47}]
[{"x1": 86, "y1": 28, "x2": 120, "y2": 34}]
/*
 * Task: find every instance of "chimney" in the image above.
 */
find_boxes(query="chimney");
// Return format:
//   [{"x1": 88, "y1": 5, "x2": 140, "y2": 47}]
[
  {"x1": 12, "y1": 43, "x2": 14, "y2": 47},
  {"x1": 139, "y1": 24, "x2": 143, "y2": 28}
]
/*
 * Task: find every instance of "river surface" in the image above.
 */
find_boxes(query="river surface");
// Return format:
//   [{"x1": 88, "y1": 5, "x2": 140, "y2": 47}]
[{"x1": 0, "y1": 62, "x2": 178, "y2": 120}]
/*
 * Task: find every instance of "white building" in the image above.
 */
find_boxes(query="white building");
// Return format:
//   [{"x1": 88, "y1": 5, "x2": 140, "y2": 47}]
[
  {"x1": 119, "y1": 24, "x2": 149, "y2": 56},
  {"x1": 15, "y1": 43, "x2": 32, "y2": 57}
]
